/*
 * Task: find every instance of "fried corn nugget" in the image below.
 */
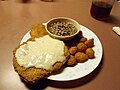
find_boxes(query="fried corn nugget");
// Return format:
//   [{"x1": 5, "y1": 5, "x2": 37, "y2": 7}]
[
  {"x1": 69, "y1": 46, "x2": 78, "y2": 55},
  {"x1": 75, "y1": 52, "x2": 88, "y2": 63},
  {"x1": 85, "y1": 38, "x2": 94, "y2": 48},
  {"x1": 80, "y1": 37, "x2": 87, "y2": 42},
  {"x1": 77, "y1": 42, "x2": 87, "y2": 52},
  {"x1": 67, "y1": 55, "x2": 77, "y2": 66},
  {"x1": 86, "y1": 48, "x2": 95, "y2": 59},
  {"x1": 30, "y1": 24, "x2": 48, "y2": 38}
]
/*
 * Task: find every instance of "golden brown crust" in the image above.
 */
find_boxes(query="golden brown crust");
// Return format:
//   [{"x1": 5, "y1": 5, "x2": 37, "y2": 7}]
[
  {"x1": 13, "y1": 39, "x2": 69, "y2": 84},
  {"x1": 30, "y1": 24, "x2": 48, "y2": 38},
  {"x1": 13, "y1": 40, "x2": 50, "y2": 84},
  {"x1": 69, "y1": 46, "x2": 78, "y2": 55},
  {"x1": 79, "y1": 37, "x2": 87, "y2": 42},
  {"x1": 67, "y1": 55, "x2": 77, "y2": 66},
  {"x1": 77, "y1": 42, "x2": 87, "y2": 52},
  {"x1": 86, "y1": 48, "x2": 95, "y2": 59},
  {"x1": 75, "y1": 52, "x2": 88, "y2": 63},
  {"x1": 13, "y1": 58, "x2": 50, "y2": 84},
  {"x1": 84, "y1": 38, "x2": 94, "y2": 48},
  {"x1": 13, "y1": 24, "x2": 69, "y2": 84}
]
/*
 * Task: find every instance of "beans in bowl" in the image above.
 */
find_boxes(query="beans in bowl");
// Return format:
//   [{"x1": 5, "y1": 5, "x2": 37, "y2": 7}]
[{"x1": 48, "y1": 21, "x2": 77, "y2": 36}]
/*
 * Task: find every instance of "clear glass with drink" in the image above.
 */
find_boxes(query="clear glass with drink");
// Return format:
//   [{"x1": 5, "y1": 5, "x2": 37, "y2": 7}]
[{"x1": 90, "y1": 0, "x2": 115, "y2": 21}]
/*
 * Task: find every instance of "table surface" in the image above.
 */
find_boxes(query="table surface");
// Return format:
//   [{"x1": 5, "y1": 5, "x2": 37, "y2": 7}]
[{"x1": 0, "y1": 0, "x2": 120, "y2": 90}]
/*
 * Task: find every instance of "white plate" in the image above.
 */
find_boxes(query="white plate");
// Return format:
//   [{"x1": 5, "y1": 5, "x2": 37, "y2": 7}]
[{"x1": 20, "y1": 25, "x2": 103, "y2": 81}]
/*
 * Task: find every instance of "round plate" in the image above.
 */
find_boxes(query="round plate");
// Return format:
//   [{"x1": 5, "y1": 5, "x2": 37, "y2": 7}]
[{"x1": 20, "y1": 25, "x2": 103, "y2": 81}]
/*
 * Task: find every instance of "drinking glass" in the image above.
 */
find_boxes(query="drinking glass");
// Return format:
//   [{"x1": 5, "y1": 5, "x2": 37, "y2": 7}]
[{"x1": 90, "y1": 0, "x2": 115, "y2": 20}]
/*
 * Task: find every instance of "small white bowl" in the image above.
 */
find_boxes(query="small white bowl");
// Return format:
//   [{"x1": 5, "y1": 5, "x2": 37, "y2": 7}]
[{"x1": 45, "y1": 17, "x2": 80, "y2": 40}]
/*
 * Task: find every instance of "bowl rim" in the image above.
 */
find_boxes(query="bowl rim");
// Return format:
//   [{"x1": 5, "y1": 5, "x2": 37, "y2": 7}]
[{"x1": 45, "y1": 17, "x2": 80, "y2": 39}]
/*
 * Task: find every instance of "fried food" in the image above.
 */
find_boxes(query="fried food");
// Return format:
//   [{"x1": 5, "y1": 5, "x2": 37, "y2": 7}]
[
  {"x1": 13, "y1": 23, "x2": 96, "y2": 84},
  {"x1": 30, "y1": 24, "x2": 48, "y2": 38},
  {"x1": 52, "y1": 62, "x2": 64, "y2": 72},
  {"x1": 80, "y1": 37, "x2": 87, "y2": 42},
  {"x1": 86, "y1": 48, "x2": 95, "y2": 59},
  {"x1": 13, "y1": 24, "x2": 69, "y2": 84},
  {"x1": 67, "y1": 55, "x2": 77, "y2": 66},
  {"x1": 13, "y1": 40, "x2": 69, "y2": 84},
  {"x1": 13, "y1": 55, "x2": 50, "y2": 84},
  {"x1": 69, "y1": 46, "x2": 78, "y2": 55},
  {"x1": 85, "y1": 38, "x2": 94, "y2": 48},
  {"x1": 75, "y1": 52, "x2": 88, "y2": 63},
  {"x1": 77, "y1": 42, "x2": 87, "y2": 52},
  {"x1": 65, "y1": 31, "x2": 95, "y2": 66}
]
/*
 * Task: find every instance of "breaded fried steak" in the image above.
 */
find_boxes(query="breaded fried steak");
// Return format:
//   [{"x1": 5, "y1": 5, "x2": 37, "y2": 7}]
[
  {"x1": 13, "y1": 24, "x2": 69, "y2": 84},
  {"x1": 13, "y1": 35, "x2": 69, "y2": 84}
]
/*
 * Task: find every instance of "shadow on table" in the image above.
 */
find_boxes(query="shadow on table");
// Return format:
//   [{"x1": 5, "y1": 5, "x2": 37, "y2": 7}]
[
  {"x1": 15, "y1": 0, "x2": 32, "y2": 3},
  {"x1": 23, "y1": 57, "x2": 104, "y2": 90},
  {"x1": 105, "y1": 15, "x2": 120, "y2": 26}
]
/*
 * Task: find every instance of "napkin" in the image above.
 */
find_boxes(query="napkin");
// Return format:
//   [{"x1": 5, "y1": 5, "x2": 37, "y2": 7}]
[{"x1": 113, "y1": 27, "x2": 120, "y2": 36}]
